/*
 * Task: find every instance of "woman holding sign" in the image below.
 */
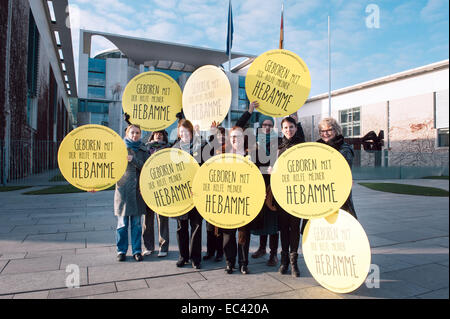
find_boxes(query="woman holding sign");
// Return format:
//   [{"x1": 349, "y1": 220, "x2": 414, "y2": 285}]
[
  {"x1": 218, "y1": 101, "x2": 262, "y2": 275},
  {"x1": 316, "y1": 118, "x2": 357, "y2": 218},
  {"x1": 172, "y1": 119, "x2": 206, "y2": 269},
  {"x1": 203, "y1": 125, "x2": 226, "y2": 262},
  {"x1": 276, "y1": 116, "x2": 305, "y2": 277},
  {"x1": 142, "y1": 130, "x2": 171, "y2": 257},
  {"x1": 114, "y1": 124, "x2": 149, "y2": 262}
]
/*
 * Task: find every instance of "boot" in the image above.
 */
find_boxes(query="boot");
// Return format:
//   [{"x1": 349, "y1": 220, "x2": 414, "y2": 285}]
[
  {"x1": 290, "y1": 252, "x2": 300, "y2": 277},
  {"x1": 266, "y1": 252, "x2": 278, "y2": 267},
  {"x1": 251, "y1": 246, "x2": 266, "y2": 258},
  {"x1": 278, "y1": 251, "x2": 289, "y2": 274}
]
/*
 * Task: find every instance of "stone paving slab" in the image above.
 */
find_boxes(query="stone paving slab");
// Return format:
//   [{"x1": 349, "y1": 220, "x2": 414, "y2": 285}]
[
  {"x1": 0, "y1": 255, "x2": 62, "y2": 275},
  {"x1": 415, "y1": 287, "x2": 449, "y2": 299},
  {"x1": 383, "y1": 263, "x2": 449, "y2": 291},
  {"x1": 190, "y1": 271, "x2": 292, "y2": 299},
  {"x1": 83, "y1": 282, "x2": 200, "y2": 299},
  {"x1": 145, "y1": 272, "x2": 206, "y2": 289},
  {"x1": 48, "y1": 283, "x2": 117, "y2": 299},
  {"x1": 60, "y1": 252, "x2": 118, "y2": 269},
  {"x1": 116, "y1": 279, "x2": 148, "y2": 292},
  {"x1": 257, "y1": 285, "x2": 344, "y2": 299},
  {"x1": 0, "y1": 267, "x2": 88, "y2": 295},
  {"x1": 13, "y1": 291, "x2": 50, "y2": 299}
]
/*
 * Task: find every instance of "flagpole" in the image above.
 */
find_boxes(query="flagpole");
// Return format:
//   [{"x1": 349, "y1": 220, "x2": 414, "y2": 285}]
[
  {"x1": 328, "y1": 15, "x2": 331, "y2": 117},
  {"x1": 280, "y1": 2, "x2": 284, "y2": 49},
  {"x1": 228, "y1": 0, "x2": 232, "y2": 72},
  {"x1": 227, "y1": 0, "x2": 232, "y2": 128}
]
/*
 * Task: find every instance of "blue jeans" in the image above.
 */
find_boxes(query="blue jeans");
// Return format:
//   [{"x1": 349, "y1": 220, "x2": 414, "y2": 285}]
[{"x1": 116, "y1": 216, "x2": 142, "y2": 256}]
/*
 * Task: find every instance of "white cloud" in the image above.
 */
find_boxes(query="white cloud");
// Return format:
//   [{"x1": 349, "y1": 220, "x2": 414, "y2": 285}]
[
  {"x1": 420, "y1": 0, "x2": 448, "y2": 22},
  {"x1": 153, "y1": 0, "x2": 178, "y2": 10}
]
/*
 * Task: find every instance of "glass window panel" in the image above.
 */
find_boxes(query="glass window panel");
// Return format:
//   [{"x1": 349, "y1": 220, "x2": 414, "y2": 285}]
[
  {"x1": 87, "y1": 101, "x2": 109, "y2": 113},
  {"x1": 88, "y1": 58, "x2": 106, "y2": 73},
  {"x1": 238, "y1": 99, "x2": 248, "y2": 110},
  {"x1": 79, "y1": 100, "x2": 86, "y2": 112},
  {"x1": 90, "y1": 113, "x2": 108, "y2": 125},
  {"x1": 88, "y1": 72, "x2": 106, "y2": 86},
  {"x1": 342, "y1": 126, "x2": 348, "y2": 137},
  {"x1": 88, "y1": 86, "x2": 105, "y2": 99},
  {"x1": 239, "y1": 76, "x2": 246, "y2": 88},
  {"x1": 438, "y1": 128, "x2": 449, "y2": 147},
  {"x1": 239, "y1": 88, "x2": 247, "y2": 100},
  {"x1": 353, "y1": 125, "x2": 360, "y2": 136},
  {"x1": 231, "y1": 111, "x2": 244, "y2": 122},
  {"x1": 340, "y1": 111, "x2": 348, "y2": 123}
]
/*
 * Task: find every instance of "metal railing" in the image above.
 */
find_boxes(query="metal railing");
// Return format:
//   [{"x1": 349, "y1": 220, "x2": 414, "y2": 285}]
[
  {"x1": 1, "y1": 139, "x2": 448, "y2": 184},
  {"x1": 1, "y1": 139, "x2": 61, "y2": 184}
]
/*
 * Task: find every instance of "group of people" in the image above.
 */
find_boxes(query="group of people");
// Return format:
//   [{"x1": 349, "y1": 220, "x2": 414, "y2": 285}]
[{"x1": 113, "y1": 102, "x2": 357, "y2": 276}]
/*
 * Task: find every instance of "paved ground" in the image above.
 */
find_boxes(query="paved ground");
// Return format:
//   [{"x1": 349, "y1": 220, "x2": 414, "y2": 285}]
[{"x1": 0, "y1": 172, "x2": 448, "y2": 299}]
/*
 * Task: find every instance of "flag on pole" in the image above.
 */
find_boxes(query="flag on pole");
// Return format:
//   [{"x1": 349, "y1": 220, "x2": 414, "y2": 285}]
[
  {"x1": 279, "y1": 3, "x2": 284, "y2": 49},
  {"x1": 226, "y1": 0, "x2": 234, "y2": 57}
]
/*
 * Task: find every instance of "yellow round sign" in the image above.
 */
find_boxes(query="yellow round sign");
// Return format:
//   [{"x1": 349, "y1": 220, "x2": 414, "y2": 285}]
[
  {"x1": 245, "y1": 49, "x2": 311, "y2": 117},
  {"x1": 302, "y1": 209, "x2": 372, "y2": 293},
  {"x1": 192, "y1": 154, "x2": 265, "y2": 229},
  {"x1": 57, "y1": 124, "x2": 128, "y2": 191},
  {"x1": 270, "y1": 142, "x2": 352, "y2": 219},
  {"x1": 182, "y1": 65, "x2": 231, "y2": 131},
  {"x1": 139, "y1": 148, "x2": 200, "y2": 217},
  {"x1": 122, "y1": 71, "x2": 182, "y2": 131}
]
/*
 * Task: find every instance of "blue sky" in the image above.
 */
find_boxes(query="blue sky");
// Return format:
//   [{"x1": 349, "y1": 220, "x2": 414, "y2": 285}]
[{"x1": 68, "y1": 0, "x2": 449, "y2": 97}]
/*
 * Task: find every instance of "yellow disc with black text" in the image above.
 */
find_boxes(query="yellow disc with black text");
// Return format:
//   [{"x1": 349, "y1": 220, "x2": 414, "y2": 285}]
[
  {"x1": 122, "y1": 71, "x2": 182, "y2": 131},
  {"x1": 192, "y1": 153, "x2": 266, "y2": 229},
  {"x1": 270, "y1": 142, "x2": 352, "y2": 219},
  {"x1": 302, "y1": 210, "x2": 372, "y2": 293},
  {"x1": 245, "y1": 49, "x2": 311, "y2": 117},
  {"x1": 139, "y1": 148, "x2": 200, "y2": 217},
  {"x1": 182, "y1": 65, "x2": 232, "y2": 131},
  {"x1": 57, "y1": 124, "x2": 128, "y2": 191}
]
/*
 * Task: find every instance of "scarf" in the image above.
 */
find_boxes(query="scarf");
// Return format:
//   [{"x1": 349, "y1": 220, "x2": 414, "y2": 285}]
[
  {"x1": 147, "y1": 141, "x2": 169, "y2": 155},
  {"x1": 124, "y1": 137, "x2": 142, "y2": 152},
  {"x1": 317, "y1": 135, "x2": 345, "y2": 151},
  {"x1": 278, "y1": 134, "x2": 304, "y2": 155}
]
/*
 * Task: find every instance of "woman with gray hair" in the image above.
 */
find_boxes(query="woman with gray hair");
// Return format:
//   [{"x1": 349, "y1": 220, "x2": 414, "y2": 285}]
[{"x1": 316, "y1": 117, "x2": 357, "y2": 218}]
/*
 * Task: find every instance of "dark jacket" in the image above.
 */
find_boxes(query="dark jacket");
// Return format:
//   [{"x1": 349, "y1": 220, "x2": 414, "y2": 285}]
[
  {"x1": 317, "y1": 135, "x2": 357, "y2": 219},
  {"x1": 171, "y1": 136, "x2": 207, "y2": 220}
]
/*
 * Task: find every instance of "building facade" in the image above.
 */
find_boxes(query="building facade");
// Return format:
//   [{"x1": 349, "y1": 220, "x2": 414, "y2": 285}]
[
  {"x1": 77, "y1": 30, "x2": 256, "y2": 141},
  {"x1": 0, "y1": 0, "x2": 77, "y2": 183},
  {"x1": 296, "y1": 60, "x2": 449, "y2": 178}
]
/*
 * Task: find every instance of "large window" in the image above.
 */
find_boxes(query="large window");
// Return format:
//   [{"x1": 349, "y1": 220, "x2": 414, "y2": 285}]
[
  {"x1": 238, "y1": 76, "x2": 249, "y2": 110},
  {"x1": 340, "y1": 107, "x2": 361, "y2": 137},
  {"x1": 88, "y1": 58, "x2": 106, "y2": 99},
  {"x1": 88, "y1": 86, "x2": 105, "y2": 99},
  {"x1": 438, "y1": 128, "x2": 449, "y2": 148},
  {"x1": 91, "y1": 113, "x2": 108, "y2": 126},
  {"x1": 435, "y1": 90, "x2": 448, "y2": 148}
]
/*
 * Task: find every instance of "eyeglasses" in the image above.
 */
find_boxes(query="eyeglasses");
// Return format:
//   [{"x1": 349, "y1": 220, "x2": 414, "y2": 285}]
[
  {"x1": 319, "y1": 129, "x2": 334, "y2": 134},
  {"x1": 262, "y1": 124, "x2": 273, "y2": 127}
]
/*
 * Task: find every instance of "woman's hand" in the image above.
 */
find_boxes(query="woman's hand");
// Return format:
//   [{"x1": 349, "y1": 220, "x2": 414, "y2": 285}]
[{"x1": 249, "y1": 101, "x2": 259, "y2": 113}]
